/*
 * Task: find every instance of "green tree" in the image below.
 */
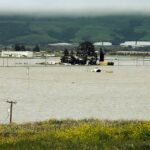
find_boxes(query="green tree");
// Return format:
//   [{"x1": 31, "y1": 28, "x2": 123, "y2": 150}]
[
  {"x1": 20, "y1": 45, "x2": 26, "y2": 51},
  {"x1": 14, "y1": 43, "x2": 21, "y2": 51},
  {"x1": 33, "y1": 45, "x2": 40, "y2": 52},
  {"x1": 61, "y1": 49, "x2": 69, "y2": 63},
  {"x1": 63, "y1": 49, "x2": 69, "y2": 56},
  {"x1": 77, "y1": 41, "x2": 97, "y2": 65}
]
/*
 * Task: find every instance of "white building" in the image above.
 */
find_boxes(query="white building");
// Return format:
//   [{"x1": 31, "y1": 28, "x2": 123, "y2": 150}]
[
  {"x1": 48, "y1": 43, "x2": 73, "y2": 46},
  {"x1": 1, "y1": 51, "x2": 33, "y2": 58},
  {"x1": 94, "y1": 42, "x2": 112, "y2": 46},
  {"x1": 120, "y1": 41, "x2": 150, "y2": 48}
]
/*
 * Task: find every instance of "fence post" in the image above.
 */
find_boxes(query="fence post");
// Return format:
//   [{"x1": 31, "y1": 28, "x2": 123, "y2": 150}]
[{"x1": 136, "y1": 56, "x2": 138, "y2": 66}]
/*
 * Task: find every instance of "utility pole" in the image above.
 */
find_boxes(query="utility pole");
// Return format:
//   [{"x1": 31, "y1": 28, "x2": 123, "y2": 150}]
[
  {"x1": 7, "y1": 57, "x2": 8, "y2": 67},
  {"x1": 45, "y1": 55, "x2": 47, "y2": 67},
  {"x1": 26, "y1": 67, "x2": 30, "y2": 77},
  {"x1": 6, "y1": 101, "x2": 17, "y2": 124},
  {"x1": 3, "y1": 57, "x2": 4, "y2": 66}
]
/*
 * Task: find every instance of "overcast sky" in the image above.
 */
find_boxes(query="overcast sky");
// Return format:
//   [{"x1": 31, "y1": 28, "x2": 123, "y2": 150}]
[{"x1": 0, "y1": 0, "x2": 150, "y2": 16}]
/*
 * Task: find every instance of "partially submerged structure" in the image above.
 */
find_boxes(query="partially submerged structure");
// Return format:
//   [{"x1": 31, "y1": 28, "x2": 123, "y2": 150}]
[
  {"x1": 60, "y1": 41, "x2": 109, "y2": 65},
  {"x1": 61, "y1": 42, "x2": 98, "y2": 65}
]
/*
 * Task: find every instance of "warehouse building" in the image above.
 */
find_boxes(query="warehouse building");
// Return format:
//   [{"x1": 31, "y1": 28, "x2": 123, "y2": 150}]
[
  {"x1": 1, "y1": 51, "x2": 33, "y2": 58},
  {"x1": 120, "y1": 41, "x2": 150, "y2": 48}
]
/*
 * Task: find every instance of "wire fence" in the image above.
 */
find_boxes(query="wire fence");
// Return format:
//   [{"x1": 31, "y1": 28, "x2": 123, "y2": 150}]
[
  {"x1": 105, "y1": 56, "x2": 150, "y2": 66},
  {"x1": 0, "y1": 57, "x2": 59, "y2": 67},
  {"x1": 0, "y1": 56, "x2": 150, "y2": 124},
  {"x1": 0, "y1": 56, "x2": 150, "y2": 67}
]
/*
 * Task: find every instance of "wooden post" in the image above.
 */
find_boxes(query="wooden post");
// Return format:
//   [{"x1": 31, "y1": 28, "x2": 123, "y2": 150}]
[
  {"x1": 7, "y1": 57, "x2": 8, "y2": 67},
  {"x1": 6, "y1": 101, "x2": 17, "y2": 124},
  {"x1": 26, "y1": 67, "x2": 30, "y2": 77},
  {"x1": 136, "y1": 56, "x2": 138, "y2": 66},
  {"x1": 45, "y1": 56, "x2": 47, "y2": 67},
  {"x1": 3, "y1": 57, "x2": 4, "y2": 66}
]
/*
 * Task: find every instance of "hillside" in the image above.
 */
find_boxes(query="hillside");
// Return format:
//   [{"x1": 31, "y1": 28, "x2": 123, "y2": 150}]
[{"x1": 0, "y1": 15, "x2": 150, "y2": 45}]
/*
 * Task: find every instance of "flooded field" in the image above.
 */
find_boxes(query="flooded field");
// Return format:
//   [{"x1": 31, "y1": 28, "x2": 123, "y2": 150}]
[
  {"x1": 0, "y1": 59, "x2": 150, "y2": 123},
  {"x1": 0, "y1": 55, "x2": 150, "y2": 67}
]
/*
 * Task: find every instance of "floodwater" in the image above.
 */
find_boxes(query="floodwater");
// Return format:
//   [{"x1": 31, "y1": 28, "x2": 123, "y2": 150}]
[
  {"x1": 0, "y1": 59, "x2": 150, "y2": 123},
  {"x1": 0, "y1": 56, "x2": 150, "y2": 67}
]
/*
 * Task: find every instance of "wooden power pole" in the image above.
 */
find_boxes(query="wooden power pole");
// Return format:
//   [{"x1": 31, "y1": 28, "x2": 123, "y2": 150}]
[{"x1": 6, "y1": 101, "x2": 17, "y2": 124}]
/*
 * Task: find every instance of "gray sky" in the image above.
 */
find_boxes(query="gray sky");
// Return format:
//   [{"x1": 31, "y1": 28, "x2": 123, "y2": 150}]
[{"x1": 0, "y1": 0, "x2": 150, "y2": 16}]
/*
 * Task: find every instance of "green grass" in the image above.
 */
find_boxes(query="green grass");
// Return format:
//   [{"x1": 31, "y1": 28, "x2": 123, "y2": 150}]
[{"x1": 0, "y1": 120, "x2": 150, "y2": 150}]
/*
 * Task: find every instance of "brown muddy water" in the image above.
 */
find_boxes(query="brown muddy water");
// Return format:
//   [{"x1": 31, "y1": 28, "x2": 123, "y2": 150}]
[{"x1": 0, "y1": 64, "x2": 150, "y2": 123}]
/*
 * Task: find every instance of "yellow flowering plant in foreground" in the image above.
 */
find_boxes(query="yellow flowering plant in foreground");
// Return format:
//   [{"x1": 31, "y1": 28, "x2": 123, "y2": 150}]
[{"x1": 0, "y1": 120, "x2": 150, "y2": 150}]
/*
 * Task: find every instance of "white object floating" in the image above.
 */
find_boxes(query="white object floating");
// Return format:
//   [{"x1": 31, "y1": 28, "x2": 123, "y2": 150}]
[{"x1": 91, "y1": 68, "x2": 101, "y2": 72}]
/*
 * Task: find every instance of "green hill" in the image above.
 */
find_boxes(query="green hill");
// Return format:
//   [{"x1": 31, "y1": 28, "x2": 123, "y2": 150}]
[{"x1": 0, "y1": 15, "x2": 150, "y2": 45}]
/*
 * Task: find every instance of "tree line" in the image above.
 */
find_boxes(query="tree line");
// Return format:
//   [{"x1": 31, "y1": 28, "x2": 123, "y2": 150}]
[{"x1": 14, "y1": 44, "x2": 40, "y2": 52}]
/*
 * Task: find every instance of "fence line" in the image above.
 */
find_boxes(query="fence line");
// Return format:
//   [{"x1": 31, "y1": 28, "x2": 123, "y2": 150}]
[{"x1": 0, "y1": 56, "x2": 150, "y2": 67}]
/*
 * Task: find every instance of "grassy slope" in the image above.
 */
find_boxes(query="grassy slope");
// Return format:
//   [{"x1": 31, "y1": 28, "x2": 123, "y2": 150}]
[
  {"x1": 0, "y1": 16, "x2": 150, "y2": 44},
  {"x1": 0, "y1": 120, "x2": 150, "y2": 150}
]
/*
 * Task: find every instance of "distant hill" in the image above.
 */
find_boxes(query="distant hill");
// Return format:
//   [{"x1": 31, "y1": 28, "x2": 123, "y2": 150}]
[{"x1": 0, "y1": 15, "x2": 150, "y2": 45}]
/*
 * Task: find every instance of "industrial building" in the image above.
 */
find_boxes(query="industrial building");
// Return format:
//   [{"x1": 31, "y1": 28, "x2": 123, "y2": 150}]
[
  {"x1": 48, "y1": 43, "x2": 73, "y2": 46},
  {"x1": 120, "y1": 41, "x2": 150, "y2": 48},
  {"x1": 1, "y1": 51, "x2": 33, "y2": 58},
  {"x1": 94, "y1": 42, "x2": 112, "y2": 46}
]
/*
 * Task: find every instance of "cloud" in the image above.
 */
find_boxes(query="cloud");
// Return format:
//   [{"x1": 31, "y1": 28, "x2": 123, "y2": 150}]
[{"x1": 0, "y1": 0, "x2": 150, "y2": 16}]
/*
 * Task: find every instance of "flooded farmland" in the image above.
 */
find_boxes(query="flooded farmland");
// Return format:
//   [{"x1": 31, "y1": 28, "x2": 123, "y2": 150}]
[{"x1": 0, "y1": 58, "x2": 150, "y2": 123}]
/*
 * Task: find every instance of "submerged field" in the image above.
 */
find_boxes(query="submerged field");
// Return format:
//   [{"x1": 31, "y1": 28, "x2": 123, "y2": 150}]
[
  {"x1": 0, "y1": 120, "x2": 150, "y2": 150},
  {"x1": 0, "y1": 62, "x2": 150, "y2": 123},
  {"x1": 0, "y1": 57, "x2": 149, "y2": 149}
]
